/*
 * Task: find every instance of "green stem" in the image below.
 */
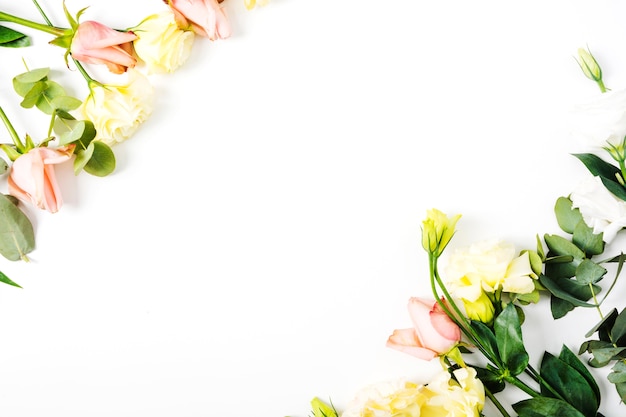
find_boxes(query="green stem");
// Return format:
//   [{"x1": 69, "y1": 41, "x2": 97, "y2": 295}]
[
  {"x1": 485, "y1": 387, "x2": 511, "y2": 417},
  {"x1": 31, "y1": 0, "x2": 52, "y2": 26},
  {"x1": 597, "y1": 79, "x2": 607, "y2": 93},
  {"x1": 0, "y1": 106, "x2": 24, "y2": 152},
  {"x1": 0, "y1": 11, "x2": 66, "y2": 37}
]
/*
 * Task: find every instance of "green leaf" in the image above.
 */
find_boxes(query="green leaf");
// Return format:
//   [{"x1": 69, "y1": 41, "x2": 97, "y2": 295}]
[
  {"x1": 0, "y1": 25, "x2": 30, "y2": 48},
  {"x1": 550, "y1": 296, "x2": 575, "y2": 319},
  {"x1": 83, "y1": 141, "x2": 115, "y2": 177},
  {"x1": 20, "y1": 81, "x2": 46, "y2": 108},
  {"x1": 0, "y1": 270, "x2": 21, "y2": 288},
  {"x1": 470, "y1": 320, "x2": 500, "y2": 362},
  {"x1": 494, "y1": 303, "x2": 528, "y2": 376},
  {"x1": 13, "y1": 68, "x2": 49, "y2": 96},
  {"x1": 0, "y1": 157, "x2": 7, "y2": 175},
  {"x1": 50, "y1": 95, "x2": 82, "y2": 112},
  {"x1": 575, "y1": 259, "x2": 606, "y2": 285},
  {"x1": 539, "y1": 350, "x2": 599, "y2": 417},
  {"x1": 572, "y1": 153, "x2": 621, "y2": 180},
  {"x1": 539, "y1": 275, "x2": 597, "y2": 307},
  {"x1": 600, "y1": 176, "x2": 626, "y2": 201},
  {"x1": 513, "y1": 397, "x2": 586, "y2": 417},
  {"x1": 558, "y1": 345, "x2": 601, "y2": 405},
  {"x1": 58, "y1": 120, "x2": 96, "y2": 147},
  {"x1": 610, "y1": 308, "x2": 626, "y2": 343},
  {"x1": 589, "y1": 347, "x2": 626, "y2": 365},
  {"x1": 36, "y1": 81, "x2": 67, "y2": 115},
  {"x1": 572, "y1": 220, "x2": 604, "y2": 256},
  {"x1": 472, "y1": 365, "x2": 506, "y2": 394},
  {"x1": 0, "y1": 194, "x2": 35, "y2": 261},
  {"x1": 554, "y1": 196, "x2": 582, "y2": 234},
  {"x1": 585, "y1": 308, "x2": 618, "y2": 338},
  {"x1": 544, "y1": 234, "x2": 585, "y2": 259},
  {"x1": 609, "y1": 361, "x2": 626, "y2": 384}
]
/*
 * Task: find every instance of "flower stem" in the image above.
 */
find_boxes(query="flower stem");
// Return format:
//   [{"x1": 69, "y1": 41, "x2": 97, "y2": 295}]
[
  {"x1": 0, "y1": 11, "x2": 66, "y2": 37},
  {"x1": 0, "y1": 107, "x2": 24, "y2": 153},
  {"x1": 31, "y1": 0, "x2": 52, "y2": 26},
  {"x1": 485, "y1": 387, "x2": 512, "y2": 417}
]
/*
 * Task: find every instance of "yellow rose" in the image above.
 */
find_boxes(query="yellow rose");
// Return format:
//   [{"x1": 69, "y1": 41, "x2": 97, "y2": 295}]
[
  {"x1": 462, "y1": 291, "x2": 495, "y2": 324},
  {"x1": 80, "y1": 69, "x2": 154, "y2": 146},
  {"x1": 132, "y1": 11, "x2": 195, "y2": 74}
]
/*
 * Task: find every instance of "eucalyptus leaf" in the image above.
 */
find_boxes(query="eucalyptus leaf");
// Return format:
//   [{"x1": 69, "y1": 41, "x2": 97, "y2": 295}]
[
  {"x1": 575, "y1": 259, "x2": 606, "y2": 285},
  {"x1": 36, "y1": 80, "x2": 67, "y2": 115},
  {"x1": 550, "y1": 296, "x2": 575, "y2": 320},
  {"x1": 494, "y1": 303, "x2": 528, "y2": 376},
  {"x1": 572, "y1": 220, "x2": 604, "y2": 256},
  {"x1": 544, "y1": 234, "x2": 586, "y2": 259},
  {"x1": 512, "y1": 397, "x2": 586, "y2": 417},
  {"x1": 73, "y1": 146, "x2": 93, "y2": 175},
  {"x1": 0, "y1": 157, "x2": 7, "y2": 175},
  {"x1": 585, "y1": 308, "x2": 618, "y2": 338},
  {"x1": 609, "y1": 361, "x2": 626, "y2": 384},
  {"x1": 590, "y1": 347, "x2": 626, "y2": 365},
  {"x1": 84, "y1": 141, "x2": 115, "y2": 177},
  {"x1": 539, "y1": 274, "x2": 597, "y2": 308},
  {"x1": 0, "y1": 194, "x2": 35, "y2": 261},
  {"x1": 554, "y1": 196, "x2": 582, "y2": 234},
  {"x1": 610, "y1": 308, "x2": 626, "y2": 343},
  {"x1": 51, "y1": 95, "x2": 82, "y2": 112},
  {"x1": 13, "y1": 67, "x2": 49, "y2": 85},
  {"x1": 539, "y1": 350, "x2": 599, "y2": 417},
  {"x1": 20, "y1": 81, "x2": 46, "y2": 108}
]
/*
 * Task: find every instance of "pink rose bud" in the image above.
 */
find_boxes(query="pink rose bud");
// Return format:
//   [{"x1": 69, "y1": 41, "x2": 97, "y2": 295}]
[
  {"x1": 386, "y1": 297, "x2": 461, "y2": 360},
  {"x1": 71, "y1": 21, "x2": 138, "y2": 74},
  {"x1": 8, "y1": 146, "x2": 74, "y2": 213},
  {"x1": 166, "y1": 0, "x2": 231, "y2": 40}
]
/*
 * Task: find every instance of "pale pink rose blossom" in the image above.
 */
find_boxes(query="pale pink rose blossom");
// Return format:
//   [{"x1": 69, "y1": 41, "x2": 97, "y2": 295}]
[
  {"x1": 8, "y1": 146, "x2": 74, "y2": 213},
  {"x1": 165, "y1": 0, "x2": 231, "y2": 40},
  {"x1": 386, "y1": 297, "x2": 461, "y2": 360},
  {"x1": 71, "y1": 21, "x2": 138, "y2": 74}
]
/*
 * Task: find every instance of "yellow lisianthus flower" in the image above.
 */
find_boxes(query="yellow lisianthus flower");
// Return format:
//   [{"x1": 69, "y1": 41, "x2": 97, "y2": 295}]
[{"x1": 421, "y1": 208, "x2": 462, "y2": 256}]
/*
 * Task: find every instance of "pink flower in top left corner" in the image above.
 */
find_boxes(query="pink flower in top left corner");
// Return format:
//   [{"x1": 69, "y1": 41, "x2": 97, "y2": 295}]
[
  {"x1": 8, "y1": 146, "x2": 74, "y2": 213},
  {"x1": 386, "y1": 297, "x2": 461, "y2": 360},
  {"x1": 71, "y1": 21, "x2": 138, "y2": 74}
]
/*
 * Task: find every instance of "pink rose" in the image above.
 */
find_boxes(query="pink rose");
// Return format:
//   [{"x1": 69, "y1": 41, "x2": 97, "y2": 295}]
[
  {"x1": 8, "y1": 146, "x2": 74, "y2": 213},
  {"x1": 71, "y1": 21, "x2": 138, "y2": 74},
  {"x1": 165, "y1": 0, "x2": 231, "y2": 40},
  {"x1": 386, "y1": 297, "x2": 461, "y2": 360}
]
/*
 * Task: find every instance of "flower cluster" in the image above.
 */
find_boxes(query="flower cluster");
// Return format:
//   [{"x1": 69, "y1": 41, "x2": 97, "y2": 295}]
[
  {"x1": 0, "y1": 0, "x2": 268, "y2": 286},
  {"x1": 298, "y1": 47, "x2": 626, "y2": 417}
]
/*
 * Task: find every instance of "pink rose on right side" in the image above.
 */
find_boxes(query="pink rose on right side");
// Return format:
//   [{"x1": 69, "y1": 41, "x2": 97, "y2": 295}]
[
  {"x1": 165, "y1": 0, "x2": 231, "y2": 40},
  {"x1": 386, "y1": 297, "x2": 461, "y2": 360}
]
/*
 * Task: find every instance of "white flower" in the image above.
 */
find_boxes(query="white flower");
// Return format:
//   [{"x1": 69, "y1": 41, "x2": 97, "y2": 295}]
[
  {"x1": 570, "y1": 176, "x2": 626, "y2": 243},
  {"x1": 80, "y1": 69, "x2": 154, "y2": 146},
  {"x1": 341, "y1": 378, "x2": 426, "y2": 417},
  {"x1": 444, "y1": 239, "x2": 536, "y2": 299},
  {"x1": 569, "y1": 88, "x2": 626, "y2": 152},
  {"x1": 421, "y1": 367, "x2": 484, "y2": 416},
  {"x1": 132, "y1": 10, "x2": 195, "y2": 74}
]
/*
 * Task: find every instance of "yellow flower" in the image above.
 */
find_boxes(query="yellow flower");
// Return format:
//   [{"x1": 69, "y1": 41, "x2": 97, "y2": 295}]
[
  {"x1": 576, "y1": 47, "x2": 602, "y2": 82},
  {"x1": 462, "y1": 291, "x2": 495, "y2": 324},
  {"x1": 421, "y1": 367, "x2": 485, "y2": 416},
  {"x1": 80, "y1": 69, "x2": 154, "y2": 146},
  {"x1": 421, "y1": 208, "x2": 461, "y2": 256},
  {"x1": 132, "y1": 10, "x2": 195, "y2": 74},
  {"x1": 341, "y1": 379, "x2": 427, "y2": 417}
]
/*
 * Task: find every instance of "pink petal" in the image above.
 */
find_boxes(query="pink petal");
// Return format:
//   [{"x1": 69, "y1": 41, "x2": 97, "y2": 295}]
[{"x1": 386, "y1": 328, "x2": 437, "y2": 360}]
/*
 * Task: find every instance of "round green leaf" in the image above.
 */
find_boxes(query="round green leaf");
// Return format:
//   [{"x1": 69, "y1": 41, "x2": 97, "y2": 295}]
[
  {"x1": 84, "y1": 141, "x2": 115, "y2": 177},
  {"x1": 0, "y1": 194, "x2": 35, "y2": 261}
]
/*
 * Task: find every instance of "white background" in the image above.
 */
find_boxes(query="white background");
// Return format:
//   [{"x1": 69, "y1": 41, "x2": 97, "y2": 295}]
[{"x1": 0, "y1": 0, "x2": 626, "y2": 416}]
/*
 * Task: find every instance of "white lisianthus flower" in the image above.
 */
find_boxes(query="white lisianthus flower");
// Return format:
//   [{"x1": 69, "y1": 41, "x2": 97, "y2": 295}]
[
  {"x1": 81, "y1": 69, "x2": 154, "y2": 146},
  {"x1": 570, "y1": 176, "x2": 626, "y2": 243},
  {"x1": 341, "y1": 369, "x2": 484, "y2": 417},
  {"x1": 444, "y1": 239, "x2": 537, "y2": 300},
  {"x1": 569, "y1": 88, "x2": 626, "y2": 153},
  {"x1": 132, "y1": 10, "x2": 195, "y2": 74},
  {"x1": 421, "y1": 367, "x2": 485, "y2": 416},
  {"x1": 341, "y1": 378, "x2": 426, "y2": 417}
]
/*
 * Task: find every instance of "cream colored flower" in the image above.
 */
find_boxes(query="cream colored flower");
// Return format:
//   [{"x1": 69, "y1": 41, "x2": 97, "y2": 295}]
[
  {"x1": 341, "y1": 379, "x2": 426, "y2": 417},
  {"x1": 80, "y1": 69, "x2": 154, "y2": 146},
  {"x1": 421, "y1": 367, "x2": 484, "y2": 416},
  {"x1": 570, "y1": 175, "x2": 626, "y2": 243},
  {"x1": 132, "y1": 10, "x2": 195, "y2": 74},
  {"x1": 444, "y1": 239, "x2": 536, "y2": 300},
  {"x1": 422, "y1": 208, "x2": 462, "y2": 256}
]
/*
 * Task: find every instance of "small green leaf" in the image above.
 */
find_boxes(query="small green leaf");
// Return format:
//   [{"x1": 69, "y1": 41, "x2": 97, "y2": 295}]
[
  {"x1": 572, "y1": 153, "x2": 620, "y2": 180},
  {"x1": 610, "y1": 308, "x2": 626, "y2": 343},
  {"x1": 572, "y1": 220, "x2": 604, "y2": 256},
  {"x1": 0, "y1": 25, "x2": 30, "y2": 48},
  {"x1": 0, "y1": 270, "x2": 21, "y2": 288},
  {"x1": 585, "y1": 308, "x2": 618, "y2": 338},
  {"x1": 50, "y1": 95, "x2": 82, "y2": 112},
  {"x1": 470, "y1": 321, "x2": 500, "y2": 362},
  {"x1": 83, "y1": 141, "x2": 115, "y2": 177},
  {"x1": 600, "y1": 176, "x2": 626, "y2": 201},
  {"x1": 0, "y1": 158, "x2": 7, "y2": 175},
  {"x1": 494, "y1": 303, "x2": 528, "y2": 376},
  {"x1": 513, "y1": 397, "x2": 586, "y2": 417},
  {"x1": 539, "y1": 275, "x2": 597, "y2": 307},
  {"x1": 13, "y1": 67, "x2": 49, "y2": 85},
  {"x1": 590, "y1": 347, "x2": 626, "y2": 365},
  {"x1": 0, "y1": 194, "x2": 35, "y2": 261},
  {"x1": 20, "y1": 81, "x2": 46, "y2": 108},
  {"x1": 575, "y1": 259, "x2": 606, "y2": 285},
  {"x1": 36, "y1": 81, "x2": 67, "y2": 115},
  {"x1": 554, "y1": 197, "x2": 582, "y2": 234},
  {"x1": 544, "y1": 234, "x2": 586, "y2": 259}
]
